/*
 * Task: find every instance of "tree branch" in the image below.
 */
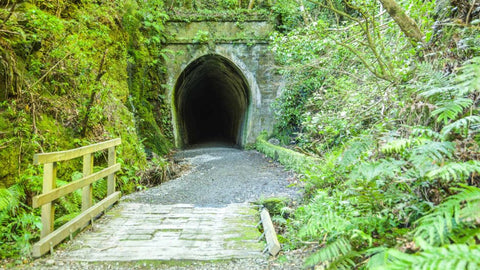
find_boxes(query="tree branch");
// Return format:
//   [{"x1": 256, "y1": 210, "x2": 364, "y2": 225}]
[
  {"x1": 466, "y1": 0, "x2": 477, "y2": 24},
  {"x1": 377, "y1": 0, "x2": 424, "y2": 45},
  {"x1": 307, "y1": 0, "x2": 361, "y2": 23},
  {"x1": 28, "y1": 53, "x2": 71, "y2": 90}
]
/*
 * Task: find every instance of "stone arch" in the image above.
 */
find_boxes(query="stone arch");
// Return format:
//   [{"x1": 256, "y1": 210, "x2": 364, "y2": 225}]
[{"x1": 172, "y1": 53, "x2": 253, "y2": 148}]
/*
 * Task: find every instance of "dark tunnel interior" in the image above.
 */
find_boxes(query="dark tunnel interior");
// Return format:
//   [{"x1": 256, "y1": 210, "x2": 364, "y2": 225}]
[{"x1": 174, "y1": 54, "x2": 250, "y2": 147}]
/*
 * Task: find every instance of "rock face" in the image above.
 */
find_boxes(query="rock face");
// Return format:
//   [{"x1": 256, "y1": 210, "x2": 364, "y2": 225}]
[{"x1": 163, "y1": 17, "x2": 283, "y2": 148}]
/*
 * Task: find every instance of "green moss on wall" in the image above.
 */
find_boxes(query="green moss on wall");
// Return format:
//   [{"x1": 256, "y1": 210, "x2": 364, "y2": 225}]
[
  {"x1": 0, "y1": 0, "x2": 175, "y2": 188},
  {"x1": 255, "y1": 131, "x2": 319, "y2": 172}
]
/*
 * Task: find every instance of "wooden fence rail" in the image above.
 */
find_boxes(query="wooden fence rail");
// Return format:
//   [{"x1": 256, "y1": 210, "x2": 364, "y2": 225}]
[{"x1": 31, "y1": 138, "x2": 122, "y2": 257}]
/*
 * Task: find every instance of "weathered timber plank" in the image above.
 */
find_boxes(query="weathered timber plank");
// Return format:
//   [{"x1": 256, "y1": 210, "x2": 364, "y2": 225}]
[
  {"x1": 82, "y1": 153, "x2": 93, "y2": 211},
  {"x1": 33, "y1": 138, "x2": 121, "y2": 164},
  {"x1": 107, "y1": 146, "x2": 116, "y2": 195},
  {"x1": 32, "y1": 164, "x2": 121, "y2": 208},
  {"x1": 260, "y1": 208, "x2": 281, "y2": 256},
  {"x1": 41, "y1": 163, "x2": 56, "y2": 238},
  {"x1": 32, "y1": 191, "x2": 121, "y2": 258}
]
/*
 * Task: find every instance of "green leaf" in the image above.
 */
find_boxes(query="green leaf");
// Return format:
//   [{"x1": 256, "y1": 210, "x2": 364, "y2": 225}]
[{"x1": 432, "y1": 98, "x2": 472, "y2": 125}]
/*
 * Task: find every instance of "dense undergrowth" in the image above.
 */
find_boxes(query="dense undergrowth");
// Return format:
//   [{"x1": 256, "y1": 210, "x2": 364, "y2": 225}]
[
  {"x1": 0, "y1": 0, "x2": 274, "y2": 262},
  {"x1": 267, "y1": 0, "x2": 480, "y2": 268},
  {"x1": 0, "y1": 0, "x2": 174, "y2": 260}
]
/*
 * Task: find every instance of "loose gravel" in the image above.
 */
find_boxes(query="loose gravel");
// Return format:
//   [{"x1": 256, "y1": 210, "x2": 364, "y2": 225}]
[
  {"x1": 22, "y1": 146, "x2": 308, "y2": 270},
  {"x1": 124, "y1": 146, "x2": 302, "y2": 206}
]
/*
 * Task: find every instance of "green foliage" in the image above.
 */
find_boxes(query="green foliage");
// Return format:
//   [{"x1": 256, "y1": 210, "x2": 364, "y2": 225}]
[
  {"x1": 255, "y1": 131, "x2": 320, "y2": 172},
  {"x1": 0, "y1": 0, "x2": 175, "y2": 260},
  {"x1": 382, "y1": 244, "x2": 480, "y2": 270},
  {"x1": 271, "y1": 20, "x2": 480, "y2": 267},
  {"x1": 124, "y1": 0, "x2": 173, "y2": 155},
  {"x1": 414, "y1": 185, "x2": 480, "y2": 246},
  {"x1": 0, "y1": 184, "x2": 41, "y2": 258},
  {"x1": 305, "y1": 237, "x2": 356, "y2": 269}
]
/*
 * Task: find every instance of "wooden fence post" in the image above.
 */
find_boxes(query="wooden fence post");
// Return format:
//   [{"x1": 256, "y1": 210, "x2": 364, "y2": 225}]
[
  {"x1": 82, "y1": 153, "x2": 93, "y2": 211},
  {"x1": 41, "y1": 162, "x2": 56, "y2": 238},
  {"x1": 32, "y1": 138, "x2": 122, "y2": 257},
  {"x1": 107, "y1": 146, "x2": 116, "y2": 195}
]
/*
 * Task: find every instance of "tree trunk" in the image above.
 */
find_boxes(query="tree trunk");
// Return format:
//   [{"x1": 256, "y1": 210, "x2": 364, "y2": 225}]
[
  {"x1": 378, "y1": 0, "x2": 424, "y2": 45},
  {"x1": 248, "y1": 0, "x2": 255, "y2": 9}
]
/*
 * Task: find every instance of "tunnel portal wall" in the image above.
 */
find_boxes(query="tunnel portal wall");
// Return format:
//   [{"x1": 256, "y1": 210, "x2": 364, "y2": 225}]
[
  {"x1": 165, "y1": 43, "x2": 283, "y2": 148},
  {"x1": 174, "y1": 54, "x2": 251, "y2": 146}
]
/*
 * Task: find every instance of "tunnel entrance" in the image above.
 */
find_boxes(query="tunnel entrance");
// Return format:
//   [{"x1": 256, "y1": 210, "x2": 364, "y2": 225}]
[{"x1": 174, "y1": 54, "x2": 250, "y2": 148}]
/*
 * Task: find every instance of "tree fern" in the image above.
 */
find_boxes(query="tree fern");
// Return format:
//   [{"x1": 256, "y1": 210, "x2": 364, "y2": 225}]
[
  {"x1": 325, "y1": 250, "x2": 359, "y2": 270},
  {"x1": 54, "y1": 212, "x2": 80, "y2": 227},
  {"x1": 414, "y1": 185, "x2": 480, "y2": 246},
  {"x1": 55, "y1": 180, "x2": 81, "y2": 215}
]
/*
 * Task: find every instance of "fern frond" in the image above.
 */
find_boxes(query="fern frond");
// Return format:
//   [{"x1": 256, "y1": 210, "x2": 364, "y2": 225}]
[
  {"x1": 0, "y1": 189, "x2": 12, "y2": 212},
  {"x1": 432, "y1": 98, "x2": 472, "y2": 124},
  {"x1": 304, "y1": 237, "x2": 352, "y2": 267},
  {"x1": 327, "y1": 251, "x2": 359, "y2": 270},
  {"x1": 4, "y1": 184, "x2": 24, "y2": 215},
  {"x1": 54, "y1": 211, "x2": 80, "y2": 227},
  {"x1": 411, "y1": 141, "x2": 455, "y2": 162},
  {"x1": 411, "y1": 126, "x2": 444, "y2": 141},
  {"x1": 339, "y1": 136, "x2": 375, "y2": 168},
  {"x1": 414, "y1": 185, "x2": 480, "y2": 245},
  {"x1": 300, "y1": 210, "x2": 350, "y2": 239},
  {"x1": 380, "y1": 138, "x2": 418, "y2": 155},
  {"x1": 57, "y1": 195, "x2": 80, "y2": 215},
  {"x1": 441, "y1": 116, "x2": 480, "y2": 137},
  {"x1": 365, "y1": 247, "x2": 389, "y2": 269},
  {"x1": 349, "y1": 159, "x2": 404, "y2": 183},
  {"x1": 418, "y1": 85, "x2": 455, "y2": 100},
  {"x1": 455, "y1": 56, "x2": 480, "y2": 96},
  {"x1": 427, "y1": 160, "x2": 480, "y2": 182},
  {"x1": 93, "y1": 179, "x2": 107, "y2": 200},
  {"x1": 384, "y1": 244, "x2": 480, "y2": 270}
]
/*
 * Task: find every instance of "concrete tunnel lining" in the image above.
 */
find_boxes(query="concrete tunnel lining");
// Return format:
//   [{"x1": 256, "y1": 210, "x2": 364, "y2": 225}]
[{"x1": 174, "y1": 54, "x2": 250, "y2": 147}]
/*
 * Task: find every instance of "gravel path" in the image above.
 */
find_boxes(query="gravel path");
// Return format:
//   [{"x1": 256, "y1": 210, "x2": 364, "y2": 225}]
[
  {"x1": 25, "y1": 147, "x2": 307, "y2": 270},
  {"x1": 124, "y1": 146, "x2": 302, "y2": 206}
]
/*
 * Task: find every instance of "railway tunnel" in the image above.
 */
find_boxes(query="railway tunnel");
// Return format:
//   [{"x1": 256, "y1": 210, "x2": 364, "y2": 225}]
[{"x1": 174, "y1": 54, "x2": 250, "y2": 147}]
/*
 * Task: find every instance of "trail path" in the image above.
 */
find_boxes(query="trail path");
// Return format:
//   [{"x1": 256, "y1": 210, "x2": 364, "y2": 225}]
[{"x1": 35, "y1": 147, "x2": 301, "y2": 269}]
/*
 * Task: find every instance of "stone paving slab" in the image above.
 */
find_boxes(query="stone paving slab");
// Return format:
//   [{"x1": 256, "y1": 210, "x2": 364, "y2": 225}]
[{"x1": 54, "y1": 203, "x2": 264, "y2": 261}]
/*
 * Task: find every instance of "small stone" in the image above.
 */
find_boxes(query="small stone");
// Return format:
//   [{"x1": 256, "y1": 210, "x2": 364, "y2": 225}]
[
  {"x1": 267, "y1": 138, "x2": 280, "y2": 145},
  {"x1": 45, "y1": 259, "x2": 55, "y2": 265}
]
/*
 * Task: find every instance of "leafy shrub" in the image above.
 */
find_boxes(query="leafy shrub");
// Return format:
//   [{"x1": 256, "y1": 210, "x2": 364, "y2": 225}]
[{"x1": 274, "y1": 42, "x2": 480, "y2": 268}]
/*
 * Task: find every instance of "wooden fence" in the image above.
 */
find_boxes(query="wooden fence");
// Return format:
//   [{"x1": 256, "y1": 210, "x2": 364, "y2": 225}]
[{"x1": 31, "y1": 138, "x2": 122, "y2": 257}]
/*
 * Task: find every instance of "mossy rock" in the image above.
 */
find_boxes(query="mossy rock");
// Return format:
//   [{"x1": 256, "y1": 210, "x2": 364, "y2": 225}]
[{"x1": 256, "y1": 196, "x2": 289, "y2": 216}]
